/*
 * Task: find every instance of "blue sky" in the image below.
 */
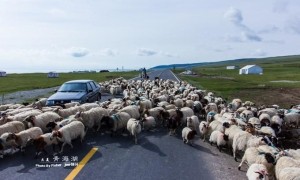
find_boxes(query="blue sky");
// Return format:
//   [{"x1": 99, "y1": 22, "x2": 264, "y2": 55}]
[{"x1": 0, "y1": 0, "x2": 299, "y2": 73}]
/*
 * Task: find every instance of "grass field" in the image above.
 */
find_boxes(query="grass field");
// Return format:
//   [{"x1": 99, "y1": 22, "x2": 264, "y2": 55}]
[
  {"x1": 0, "y1": 71, "x2": 139, "y2": 95},
  {"x1": 175, "y1": 55, "x2": 300, "y2": 108}
]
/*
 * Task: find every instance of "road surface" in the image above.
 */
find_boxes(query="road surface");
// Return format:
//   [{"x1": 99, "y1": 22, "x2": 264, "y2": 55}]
[{"x1": 0, "y1": 70, "x2": 247, "y2": 180}]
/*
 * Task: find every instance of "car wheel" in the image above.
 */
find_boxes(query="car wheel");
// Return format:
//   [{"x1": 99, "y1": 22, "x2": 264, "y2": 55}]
[{"x1": 97, "y1": 93, "x2": 101, "y2": 101}]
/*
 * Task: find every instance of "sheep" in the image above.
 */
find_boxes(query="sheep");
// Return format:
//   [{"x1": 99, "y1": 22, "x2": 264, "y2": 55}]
[
  {"x1": 6, "y1": 127, "x2": 43, "y2": 153},
  {"x1": 283, "y1": 112, "x2": 300, "y2": 129},
  {"x1": 256, "y1": 126, "x2": 276, "y2": 137},
  {"x1": 24, "y1": 112, "x2": 62, "y2": 132},
  {"x1": 32, "y1": 133, "x2": 60, "y2": 158},
  {"x1": 141, "y1": 115, "x2": 156, "y2": 131},
  {"x1": 45, "y1": 116, "x2": 78, "y2": 131},
  {"x1": 0, "y1": 132, "x2": 18, "y2": 156},
  {"x1": 224, "y1": 124, "x2": 243, "y2": 147},
  {"x1": 119, "y1": 105, "x2": 140, "y2": 119},
  {"x1": 64, "y1": 102, "x2": 80, "y2": 109},
  {"x1": 127, "y1": 118, "x2": 142, "y2": 144},
  {"x1": 246, "y1": 136, "x2": 268, "y2": 148},
  {"x1": 138, "y1": 99, "x2": 153, "y2": 113},
  {"x1": 182, "y1": 127, "x2": 197, "y2": 145},
  {"x1": 186, "y1": 115, "x2": 200, "y2": 134},
  {"x1": 0, "y1": 121, "x2": 25, "y2": 136},
  {"x1": 32, "y1": 98, "x2": 48, "y2": 109},
  {"x1": 172, "y1": 98, "x2": 184, "y2": 108},
  {"x1": 209, "y1": 130, "x2": 229, "y2": 152},
  {"x1": 6, "y1": 109, "x2": 42, "y2": 122},
  {"x1": 246, "y1": 164, "x2": 269, "y2": 180},
  {"x1": 54, "y1": 106, "x2": 85, "y2": 118},
  {"x1": 259, "y1": 113, "x2": 271, "y2": 127},
  {"x1": 275, "y1": 156, "x2": 300, "y2": 179},
  {"x1": 199, "y1": 121, "x2": 209, "y2": 141},
  {"x1": 80, "y1": 103, "x2": 100, "y2": 111},
  {"x1": 283, "y1": 149, "x2": 300, "y2": 160},
  {"x1": 278, "y1": 167, "x2": 300, "y2": 180},
  {"x1": 205, "y1": 103, "x2": 218, "y2": 114},
  {"x1": 232, "y1": 131, "x2": 254, "y2": 161},
  {"x1": 74, "y1": 107, "x2": 109, "y2": 132},
  {"x1": 248, "y1": 117, "x2": 261, "y2": 129},
  {"x1": 179, "y1": 107, "x2": 194, "y2": 125},
  {"x1": 50, "y1": 121, "x2": 85, "y2": 154},
  {"x1": 101, "y1": 112, "x2": 131, "y2": 136},
  {"x1": 110, "y1": 85, "x2": 122, "y2": 97},
  {"x1": 238, "y1": 146, "x2": 277, "y2": 177}
]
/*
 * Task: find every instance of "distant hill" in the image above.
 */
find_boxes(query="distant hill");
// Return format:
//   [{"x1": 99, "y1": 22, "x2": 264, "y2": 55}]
[{"x1": 149, "y1": 55, "x2": 300, "y2": 70}]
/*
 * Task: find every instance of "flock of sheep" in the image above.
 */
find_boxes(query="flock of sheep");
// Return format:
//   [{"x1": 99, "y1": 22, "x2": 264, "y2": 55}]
[{"x1": 1, "y1": 77, "x2": 300, "y2": 180}]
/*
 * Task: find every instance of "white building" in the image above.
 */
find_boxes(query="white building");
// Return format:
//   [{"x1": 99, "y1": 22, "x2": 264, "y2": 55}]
[
  {"x1": 226, "y1": 66, "x2": 238, "y2": 70},
  {"x1": 0, "y1": 71, "x2": 7, "y2": 77},
  {"x1": 47, "y1": 72, "x2": 59, "y2": 78},
  {"x1": 239, "y1": 65, "x2": 263, "y2": 75}
]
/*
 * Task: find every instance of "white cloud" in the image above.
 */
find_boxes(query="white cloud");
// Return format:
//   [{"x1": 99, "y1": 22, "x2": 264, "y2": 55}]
[
  {"x1": 285, "y1": 16, "x2": 300, "y2": 34},
  {"x1": 273, "y1": 0, "x2": 289, "y2": 13},
  {"x1": 224, "y1": 7, "x2": 243, "y2": 25},
  {"x1": 241, "y1": 31, "x2": 262, "y2": 42},
  {"x1": 68, "y1": 47, "x2": 89, "y2": 58},
  {"x1": 136, "y1": 48, "x2": 157, "y2": 56},
  {"x1": 99, "y1": 48, "x2": 117, "y2": 56}
]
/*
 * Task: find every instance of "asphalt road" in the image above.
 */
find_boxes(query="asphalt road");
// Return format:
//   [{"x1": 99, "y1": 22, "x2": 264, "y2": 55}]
[{"x1": 0, "y1": 70, "x2": 247, "y2": 180}]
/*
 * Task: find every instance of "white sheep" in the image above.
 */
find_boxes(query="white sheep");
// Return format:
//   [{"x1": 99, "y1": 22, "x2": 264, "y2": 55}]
[
  {"x1": 182, "y1": 127, "x2": 197, "y2": 145},
  {"x1": 256, "y1": 126, "x2": 276, "y2": 137},
  {"x1": 0, "y1": 121, "x2": 25, "y2": 136},
  {"x1": 75, "y1": 107, "x2": 109, "y2": 132},
  {"x1": 209, "y1": 130, "x2": 229, "y2": 152},
  {"x1": 55, "y1": 106, "x2": 85, "y2": 118},
  {"x1": 283, "y1": 112, "x2": 300, "y2": 128},
  {"x1": 33, "y1": 133, "x2": 60, "y2": 158},
  {"x1": 283, "y1": 149, "x2": 300, "y2": 160},
  {"x1": 141, "y1": 115, "x2": 156, "y2": 131},
  {"x1": 180, "y1": 107, "x2": 194, "y2": 125},
  {"x1": 6, "y1": 109, "x2": 42, "y2": 122},
  {"x1": 278, "y1": 167, "x2": 300, "y2": 180},
  {"x1": 120, "y1": 105, "x2": 140, "y2": 119},
  {"x1": 246, "y1": 136, "x2": 267, "y2": 148},
  {"x1": 24, "y1": 112, "x2": 62, "y2": 132},
  {"x1": 238, "y1": 146, "x2": 276, "y2": 177},
  {"x1": 199, "y1": 121, "x2": 209, "y2": 141},
  {"x1": 50, "y1": 121, "x2": 86, "y2": 154},
  {"x1": 102, "y1": 112, "x2": 131, "y2": 136},
  {"x1": 275, "y1": 156, "x2": 300, "y2": 179},
  {"x1": 259, "y1": 113, "x2": 271, "y2": 126},
  {"x1": 127, "y1": 118, "x2": 142, "y2": 144},
  {"x1": 248, "y1": 117, "x2": 261, "y2": 129},
  {"x1": 232, "y1": 131, "x2": 253, "y2": 161},
  {"x1": 186, "y1": 115, "x2": 200, "y2": 134},
  {"x1": 6, "y1": 127, "x2": 43, "y2": 153},
  {"x1": 246, "y1": 163, "x2": 269, "y2": 180}
]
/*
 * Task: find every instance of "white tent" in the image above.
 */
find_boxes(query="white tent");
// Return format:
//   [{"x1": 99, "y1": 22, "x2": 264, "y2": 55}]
[
  {"x1": 47, "y1": 72, "x2": 59, "y2": 78},
  {"x1": 239, "y1": 65, "x2": 263, "y2": 75},
  {"x1": 0, "y1": 71, "x2": 7, "y2": 77}
]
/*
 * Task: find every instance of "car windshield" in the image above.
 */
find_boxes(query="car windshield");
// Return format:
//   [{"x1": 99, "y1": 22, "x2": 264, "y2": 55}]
[{"x1": 58, "y1": 83, "x2": 87, "y2": 92}]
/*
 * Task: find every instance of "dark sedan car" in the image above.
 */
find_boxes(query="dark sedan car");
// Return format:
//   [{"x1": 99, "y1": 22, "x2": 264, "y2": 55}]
[{"x1": 46, "y1": 80, "x2": 101, "y2": 106}]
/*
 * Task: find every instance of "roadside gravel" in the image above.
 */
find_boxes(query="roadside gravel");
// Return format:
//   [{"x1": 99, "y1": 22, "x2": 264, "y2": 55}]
[{"x1": 0, "y1": 87, "x2": 58, "y2": 105}]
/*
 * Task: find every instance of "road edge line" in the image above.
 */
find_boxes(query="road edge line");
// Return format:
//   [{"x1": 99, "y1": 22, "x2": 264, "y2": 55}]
[
  {"x1": 169, "y1": 69, "x2": 181, "y2": 82},
  {"x1": 65, "y1": 147, "x2": 98, "y2": 180}
]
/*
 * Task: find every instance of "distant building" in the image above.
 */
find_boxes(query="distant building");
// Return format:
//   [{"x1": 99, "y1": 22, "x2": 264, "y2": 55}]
[
  {"x1": 0, "y1": 71, "x2": 7, "y2": 77},
  {"x1": 47, "y1": 72, "x2": 59, "y2": 78},
  {"x1": 239, "y1": 65, "x2": 263, "y2": 75},
  {"x1": 226, "y1": 65, "x2": 239, "y2": 70},
  {"x1": 180, "y1": 70, "x2": 196, "y2": 75}
]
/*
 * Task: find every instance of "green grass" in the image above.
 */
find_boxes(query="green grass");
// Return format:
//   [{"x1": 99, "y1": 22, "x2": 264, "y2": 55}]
[
  {"x1": 175, "y1": 56, "x2": 300, "y2": 107},
  {"x1": 0, "y1": 71, "x2": 138, "y2": 95}
]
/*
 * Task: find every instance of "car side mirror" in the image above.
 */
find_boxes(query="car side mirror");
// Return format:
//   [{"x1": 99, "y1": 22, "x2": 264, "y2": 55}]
[{"x1": 54, "y1": 89, "x2": 58, "y2": 93}]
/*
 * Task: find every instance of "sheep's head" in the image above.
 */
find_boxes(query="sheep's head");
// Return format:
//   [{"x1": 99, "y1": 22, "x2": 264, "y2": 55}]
[
  {"x1": 254, "y1": 170, "x2": 268, "y2": 180},
  {"x1": 75, "y1": 111, "x2": 82, "y2": 118},
  {"x1": 46, "y1": 121, "x2": 57, "y2": 130},
  {"x1": 51, "y1": 131, "x2": 62, "y2": 140},
  {"x1": 6, "y1": 133, "x2": 17, "y2": 142},
  {"x1": 223, "y1": 122, "x2": 230, "y2": 128},
  {"x1": 187, "y1": 130, "x2": 197, "y2": 140},
  {"x1": 264, "y1": 153, "x2": 276, "y2": 165}
]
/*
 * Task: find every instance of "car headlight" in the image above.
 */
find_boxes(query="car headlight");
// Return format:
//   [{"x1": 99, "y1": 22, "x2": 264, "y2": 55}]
[{"x1": 46, "y1": 100, "x2": 54, "y2": 106}]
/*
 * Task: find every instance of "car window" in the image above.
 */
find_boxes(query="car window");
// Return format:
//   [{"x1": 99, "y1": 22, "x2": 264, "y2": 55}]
[
  {"x1": 59, "y1": 83, "x2": 87, "y2": 92},
  {"x1": 87, "y1": 82, "x2": 93, "y2": 91},
  {"x1": 89, "y1": 82, "x2": 97, "y2": 90}
]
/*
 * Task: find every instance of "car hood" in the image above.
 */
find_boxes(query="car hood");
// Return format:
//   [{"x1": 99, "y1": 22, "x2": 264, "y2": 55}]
[{"x1": 47, "y1": 91, "x2": 86, "y2": 100}]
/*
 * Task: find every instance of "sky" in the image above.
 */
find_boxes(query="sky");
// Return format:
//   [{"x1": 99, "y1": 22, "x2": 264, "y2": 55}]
[{"x1": 0, "y1": 0, "x2": 300, "y2": 73}]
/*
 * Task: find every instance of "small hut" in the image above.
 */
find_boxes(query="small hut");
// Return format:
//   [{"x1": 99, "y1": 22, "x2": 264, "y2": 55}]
[
  {"x1": 47, "y1": 72, "x2": 59, "y2": 78},
  {"x1": 0, "y1": 71, "x2": 7, "y2": 77}
]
